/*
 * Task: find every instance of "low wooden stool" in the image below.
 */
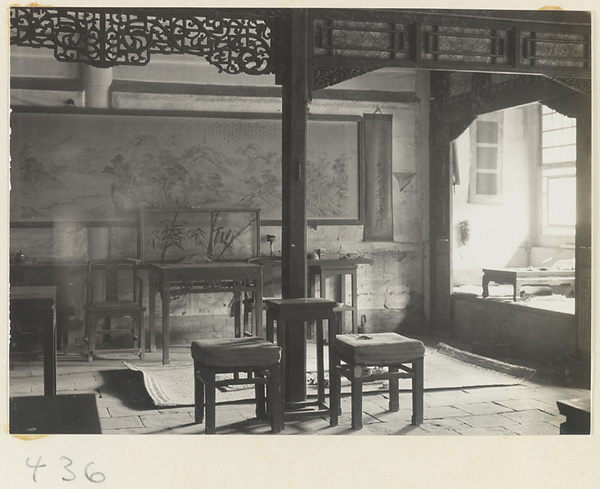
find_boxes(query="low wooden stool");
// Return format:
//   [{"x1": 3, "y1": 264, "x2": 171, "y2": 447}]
[
  {"x1": 191, "y1": 337, "x2": 283, "y2": 434},
  {"x1": 332, "y1": 332, "x2": 425, "y2": 429}
]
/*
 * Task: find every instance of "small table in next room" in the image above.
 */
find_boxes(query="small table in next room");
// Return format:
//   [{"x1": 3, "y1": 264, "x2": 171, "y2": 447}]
[{"x1": 482, "y1": 268, "x2": 575, "y2": 302}]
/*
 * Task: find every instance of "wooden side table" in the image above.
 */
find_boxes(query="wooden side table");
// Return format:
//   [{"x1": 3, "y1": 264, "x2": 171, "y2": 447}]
[
  {"x1": 265, "y1": 298, "x2": 338, "y2": 422},
  {"x1": 307, "y1": 258, "x2": 372, "y2": 334},
  {"x1": 148, "y1": 262, "x2": 263, "y2": 365},
  {"x1": 10, "y1": 286, "x2": 57, "y2": 395}
]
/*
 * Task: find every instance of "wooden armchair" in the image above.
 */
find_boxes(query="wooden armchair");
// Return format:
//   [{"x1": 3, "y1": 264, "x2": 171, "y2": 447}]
[{"x1": 83, "y1": 259, "x2": 145, "y2": 361}]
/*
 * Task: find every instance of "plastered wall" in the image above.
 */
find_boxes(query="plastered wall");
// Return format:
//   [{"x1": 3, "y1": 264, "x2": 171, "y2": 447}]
[{"x1": 10, "y1": 47, "x2": 430, "y2": 348}]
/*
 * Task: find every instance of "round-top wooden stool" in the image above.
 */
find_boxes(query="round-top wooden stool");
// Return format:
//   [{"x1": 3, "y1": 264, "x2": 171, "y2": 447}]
[
  {"x1": 191, "y1": 336, "x2": 283, "y2": 434},
  {"x1": 331, "y1": 332, "x2": 425, "y2": 429}
]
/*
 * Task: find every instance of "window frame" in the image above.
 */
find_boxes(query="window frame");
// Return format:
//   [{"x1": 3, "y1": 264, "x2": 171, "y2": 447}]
[
  {"x1": 468, "y1": 111, "x2": 503, "y2": 205},
  {"x1": 539, "y1": 104, "x2": 577, "y2": 237}
]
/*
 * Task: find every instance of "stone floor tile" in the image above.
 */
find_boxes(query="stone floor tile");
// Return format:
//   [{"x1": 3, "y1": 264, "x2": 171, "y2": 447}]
[
  {"x1": 96, "y1": 407, "x2": 111, "y2": 418},
  {"x1": 454, "y1": 426, "x2": 514, "y2": 436},
  {"x1": 140, "y1": 411, "x2": 195, "y2": 428},
  {"x1": 368, "y1": 408, "x2": 413, "y2": 425},
  {"x1": 419, "y1": 417, "x2": 471, "y2": 434},
  {"x1": 499, "y1": 409, "x2": 561, "y2": 427},
  {"x1": 316, "y1": 423, "x2": 373, "y2": 436},
  {"x1": 357, "y1": 416, "x2": 410, "y2": 434},
  {"x1": 508, "y1": 421, "x2": 560, "y2": 435},
  {"x1": 166, "y1": 423, "x2": 205, "y2": 435},
  {"x1": 284, "y1": 417, "x2": 331, "y2": 434},
  {"x1": 461, "y1": 413, "x2": 522, "y2": 429},
  {"x1": 100, "y1": 415, "x2": 144, "y2": 430},
  {"x1": 397, "y1": 426, "x2": 431, "y2": 436},
  {"x1": 453, "y1": 401, "x2": 515, "y2": 415},
  {"x1": 424, "y1": 390, "x2": 475, "y2": 407},
  {"x1": 495, "y1": 397, "x2": 560, "y2": 414},
  {"x1": 107, "y1": 405, "x2": 160, "y2": 417},
  {"x1": 460, "y1": 385, "x2": 531, "y2": 401},
  {"x1": 157, "y1": 407, "x2": 195, "y2": 415},
  {"x1": 424, "y1": 405, "x2": 471, "y2": 419}
]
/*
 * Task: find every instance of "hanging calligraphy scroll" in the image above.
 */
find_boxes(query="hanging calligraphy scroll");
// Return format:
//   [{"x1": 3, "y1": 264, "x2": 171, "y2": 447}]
[{"x1": 363, "y1": 113, "x2": 393, "y2": 241}]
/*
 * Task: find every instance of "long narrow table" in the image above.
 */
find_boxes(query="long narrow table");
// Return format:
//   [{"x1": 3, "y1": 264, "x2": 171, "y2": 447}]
[
  {"x1": 148, "y1": 262, "x2": 263, "y2": 365},
  {"x1": 10, "y1": 286, "x2": 57, "y2": 395},
  {"x1": 482, "y1": 267, "x2": 575, "y2": 302}
]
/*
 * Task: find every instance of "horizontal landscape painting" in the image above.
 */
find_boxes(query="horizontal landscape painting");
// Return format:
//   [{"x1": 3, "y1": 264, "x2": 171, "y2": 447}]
[{"x1": 10, "y1": 111, "x2": 360, "y2": 223}]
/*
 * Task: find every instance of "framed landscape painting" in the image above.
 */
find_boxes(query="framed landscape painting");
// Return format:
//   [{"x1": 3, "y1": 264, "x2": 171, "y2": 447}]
[{"x1": 10, "y1": 109, "x2": 362, "y2": 225}]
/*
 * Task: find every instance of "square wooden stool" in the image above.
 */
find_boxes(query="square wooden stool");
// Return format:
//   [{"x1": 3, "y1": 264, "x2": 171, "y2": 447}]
[
  {"x1": 191, "y1": 336, "x2": 283, "y2": 434},
  {"x1": 332, "y1": 332, "x2": 425, "y2": 429}
]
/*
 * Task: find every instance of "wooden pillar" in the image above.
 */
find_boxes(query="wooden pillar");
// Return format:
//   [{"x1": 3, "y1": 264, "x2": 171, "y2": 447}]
[
  {"x1": 429, "y1": 120, "x2": 453, "y2": 332},
  {"x1": 575, "y1": 95, "x2": 591, "y2": 358},
  {"x1": 428, "y1": 73, "x2": 454, "y2": 333},
  {"x1": 279, "y1": 10, "x2": 310, "y2": 403},
  {"x1": 81, "y1": 64, "x2": 113, "y2": 259}
]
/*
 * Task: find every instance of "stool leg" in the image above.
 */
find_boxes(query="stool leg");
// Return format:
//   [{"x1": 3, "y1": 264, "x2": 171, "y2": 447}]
[
  {"x1": 233, "y1": 291, "x2": 241, "y2": 338},
  {"x1": 194, "y1": 363, "x2": 205, "y2": 424},
  {"x1": 412, "y1": 358, "x2": 424, "y2": 425},
  {"x1": 328, "y1": 315, "x2": 340, "y2": 426},
  {"x1": 269, "y1": 364, "x2": 283, "y2": 433},
  {"x1": 255, "y1": 371, "x2": 267, "y2": 420},
  {"x1": 389, "y1": 366, "x2": 399, "y2": 412},
  {"x1": 351, "y1": 365, "x2": 364, "y2": 430},
  {"x1": 87, "y1": 313, "x2": 97, "y2": 362},
  {"x1": 205, "y1": 369, "x2": 217, "y2": 434},
  {"x1": 316, "y1": 319, "x2": 325, "y2": 405},
  {"x1": 137, "y1": 312, "x2": 145, "y2": 360}
]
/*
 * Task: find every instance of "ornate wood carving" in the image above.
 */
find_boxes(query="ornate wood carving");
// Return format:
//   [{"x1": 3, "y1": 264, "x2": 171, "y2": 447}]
[
  {"x1": 313, "y1": 66, "x2": 375, "y2": 90},
  {"x1": 10, "y1": 7, "x2": 274, "y2": 74},
  {"x1": 312, "y1": 11, "x2": 591, "y2": 79}
]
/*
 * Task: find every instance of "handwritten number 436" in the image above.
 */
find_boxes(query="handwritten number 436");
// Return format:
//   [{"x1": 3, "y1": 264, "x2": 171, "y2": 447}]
[{"x1": 26, "y1": 457, "x2": 105, "y2": 483}]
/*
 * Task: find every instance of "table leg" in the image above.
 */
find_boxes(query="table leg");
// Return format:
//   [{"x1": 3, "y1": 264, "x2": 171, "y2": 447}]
[
  {"x1": 266, "y1": 310, "x2": 274, "y2": 343},
  {"x1": 412, "y1": 357, "x2": 424, "y2": 425},
  {"x1": 514, "y1": 279, "x2": 521, "y2": 302},
  {"x1": 316, "y1": 319, "x2": 325, "y2": 405},
  {"x1": 338, "y1": 272, "x2": 347, "y2": 333},
  {"x1": 254, "y1": 279, "x2": 263, "y2": 338},
  {"x1": 148, "y1": 275, "x2": 157, "y2": 353},
  {"x1": 328, "y1": 312, "x2": 340, "y2": 423},
  {"x1": 307, "y1": 269, "x2": 317, "y2": 339},
  {"x1": 161, "y1": 283, "x2": 171, "y2": 365},
  {"x1": 482, "y1": 274, "x2": 490, "y2": 298},
  {"x1": 351, "y1": 270, "x2": 358, "y2": 334},
  {"x1": 44, "y1": 302, "x2": 57, "y2": 396},
  {"x1": 233, "y1": 291, "x2": 241, "y2": 338}
]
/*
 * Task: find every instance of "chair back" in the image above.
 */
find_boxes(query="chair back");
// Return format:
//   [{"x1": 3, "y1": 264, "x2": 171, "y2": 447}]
[
  {"x1": 86, "y1": 259, "x2": 141, "y2": 304},
  {"x1": 248, "y1": 256, "x2": 282, "y2": 298}
]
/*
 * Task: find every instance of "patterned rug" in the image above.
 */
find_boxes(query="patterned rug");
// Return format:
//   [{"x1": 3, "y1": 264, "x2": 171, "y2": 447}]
[{"x1": 124, "y1": 343, "x2": 536, "y2": 407}]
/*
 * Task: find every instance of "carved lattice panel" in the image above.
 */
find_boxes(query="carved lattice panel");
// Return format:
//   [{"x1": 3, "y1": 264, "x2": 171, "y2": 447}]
[{"x1": 10, "y1": 7, "x2": 273, "y2": 74}]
